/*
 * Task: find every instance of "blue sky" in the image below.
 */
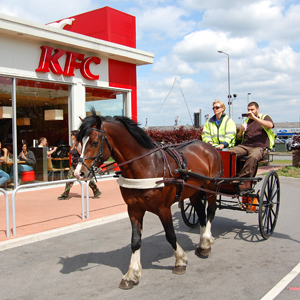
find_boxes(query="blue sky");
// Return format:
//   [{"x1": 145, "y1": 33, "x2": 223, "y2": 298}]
[{"x1": 1, "y1": 0, "x2": 300, "y2": 127}]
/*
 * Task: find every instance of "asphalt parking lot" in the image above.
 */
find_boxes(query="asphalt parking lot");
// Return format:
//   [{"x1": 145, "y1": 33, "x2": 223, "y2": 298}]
[{"x1": 1, "y1": 176, "x2": 300, "y2": 300}]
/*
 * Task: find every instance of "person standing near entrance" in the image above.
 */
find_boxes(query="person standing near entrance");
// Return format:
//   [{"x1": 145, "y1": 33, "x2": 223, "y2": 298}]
[
  {"x1": 229, "y1": 101, "x2": 275, "y2": 178},
  {"x1": 201, "y1": 100, "x2": 236, "y2": 149},
  {"x1": 58, "y1": 130, "x2": 101, "y2": 200}
]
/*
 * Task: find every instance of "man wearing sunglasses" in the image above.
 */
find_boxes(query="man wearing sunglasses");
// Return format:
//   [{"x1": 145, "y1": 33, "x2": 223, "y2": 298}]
[
  {"x1": 202, "y1": 100, "x2": 236, "y2": 149},
  {"x1": 229, "y1": 101, "x2": 275, "y2": 178}
]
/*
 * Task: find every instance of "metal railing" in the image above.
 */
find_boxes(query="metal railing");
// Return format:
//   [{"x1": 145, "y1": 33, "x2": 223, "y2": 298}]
[
  {"x1": 9, "y1": 173, "x2": 115, "y2": 237},
  {"x1": 11, "y1": 178, "x2": 85, "y2": 237},
  {"x1": 1, "y1": 188, "x2": 10, "y2": 238}
]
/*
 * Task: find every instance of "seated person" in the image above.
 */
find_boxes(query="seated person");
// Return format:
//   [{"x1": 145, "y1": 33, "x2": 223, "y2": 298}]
[
  {"x1": 229, "y1": 101, "x2": 275, "y2": 178},
  {"x1": 202, "y1": 99, "x2": 236, "y2": 149},
  {"x1": 0, "y1": 141, "x2": 10, "y2": 187},
  {"x1": 38, "y1": 137, "x2": 57, "y2": 157},
  {"x1": 10, "y1": 142, "x2": 36, "y2": 177}
]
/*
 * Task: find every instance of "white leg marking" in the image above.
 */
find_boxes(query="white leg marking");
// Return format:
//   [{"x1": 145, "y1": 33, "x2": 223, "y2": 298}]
[
  {"x1": 122, "y1": 249, "x2": 142, "y2": 284},
  {"x1": 199, "y1": 221, "x2": 214, "y2": 250},
  {"x1": 174, "y1": 243, "x2": 188, "y2": 267}
]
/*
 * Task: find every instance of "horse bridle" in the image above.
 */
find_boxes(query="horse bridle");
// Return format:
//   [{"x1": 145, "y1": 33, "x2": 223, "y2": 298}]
[{"x1": 78, "y1": 124, "x2": 113, "y2": 179}]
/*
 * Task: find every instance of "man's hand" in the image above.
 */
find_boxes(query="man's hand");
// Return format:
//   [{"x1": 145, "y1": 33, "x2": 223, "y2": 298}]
[
  {"x1": 216, "y1": 144, "x2": 225, "y2": 150},
  {"x1": 240, "y1": 124, "x2": 247, "y2": 133},
  {"x1": 247, "y1": 111, "x2": 255, "y2": 120}
]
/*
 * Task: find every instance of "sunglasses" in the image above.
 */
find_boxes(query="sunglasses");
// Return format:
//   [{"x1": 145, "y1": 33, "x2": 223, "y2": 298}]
[{"x1": 213, "y1": 106, "x2": 221, "y2": 110}]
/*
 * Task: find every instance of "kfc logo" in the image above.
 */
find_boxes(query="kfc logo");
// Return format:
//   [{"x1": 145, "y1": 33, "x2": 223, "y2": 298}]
[{"x1": 36, "y1": 46, "x2": 100, "y2": 80}]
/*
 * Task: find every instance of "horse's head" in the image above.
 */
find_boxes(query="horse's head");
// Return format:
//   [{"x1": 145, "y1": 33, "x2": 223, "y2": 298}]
[{"x1": 74, "y1": 109, "x2": 112, "y2": 180}]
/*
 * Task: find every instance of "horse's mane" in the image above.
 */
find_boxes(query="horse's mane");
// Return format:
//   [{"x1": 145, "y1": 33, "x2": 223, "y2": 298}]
[{"x1": 77, "y1": 108, "x2": 155, "y2": 150}]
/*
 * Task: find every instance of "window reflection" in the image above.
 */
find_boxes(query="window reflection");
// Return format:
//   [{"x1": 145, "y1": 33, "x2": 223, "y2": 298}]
[{"x1": 85, "y1": 87, "x2": 123, "y2": 116}]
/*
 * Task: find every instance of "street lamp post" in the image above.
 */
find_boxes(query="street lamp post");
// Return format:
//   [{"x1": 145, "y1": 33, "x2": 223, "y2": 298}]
[{"x1": 218, "y1": 50, "x2": 231, "y2": 118}]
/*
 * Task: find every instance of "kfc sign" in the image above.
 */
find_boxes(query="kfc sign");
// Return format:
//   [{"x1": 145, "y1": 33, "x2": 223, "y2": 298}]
[{"x1": 36, "y1": 46, "x2": 100, "y2": 80}]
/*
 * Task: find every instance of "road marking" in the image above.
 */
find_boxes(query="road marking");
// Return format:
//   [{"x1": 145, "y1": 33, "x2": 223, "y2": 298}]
[
  {"x1": 289, "y1": 287, "x2": 300, "y2": 291},
  {"x1": 260, "y1": 262, "x2": 300, "y2": 300}
]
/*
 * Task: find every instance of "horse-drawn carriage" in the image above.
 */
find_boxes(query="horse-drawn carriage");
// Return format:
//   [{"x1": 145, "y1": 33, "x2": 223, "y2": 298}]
[
  {"x1": 74, "y1": 110, "x2": 280, "y2": 289},
  {"x1": 181, "y1": 150, "x2": 280, "y2": 240}
]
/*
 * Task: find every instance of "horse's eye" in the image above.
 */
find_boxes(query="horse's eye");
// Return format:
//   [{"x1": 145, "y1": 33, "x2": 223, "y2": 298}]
[{"x1": 91, "y1": 141, "x2": 99, "y2": 147}]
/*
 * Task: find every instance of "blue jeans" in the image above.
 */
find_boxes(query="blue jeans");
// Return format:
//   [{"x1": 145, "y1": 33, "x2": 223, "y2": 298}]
[
  {"x1": 10, "y1": 164, "x2": 33, "y2": 178},
  {"x1": 0, "y1": 169, "x2": 10, "y2": 187}
]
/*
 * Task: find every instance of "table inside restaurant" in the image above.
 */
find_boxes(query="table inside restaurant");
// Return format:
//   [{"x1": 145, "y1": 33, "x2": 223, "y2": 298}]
[{"x1": 0, "y1": 160, "x2": 26, "y2": 173}]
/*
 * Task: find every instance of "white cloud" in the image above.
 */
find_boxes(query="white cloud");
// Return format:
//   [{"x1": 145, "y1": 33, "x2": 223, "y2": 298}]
[
  {"x1": 134, "y1": 6, "x2": 196, "y2": 40},
  {"x1": 1, "y1": 0, "x2": 300, "y2": 125}
]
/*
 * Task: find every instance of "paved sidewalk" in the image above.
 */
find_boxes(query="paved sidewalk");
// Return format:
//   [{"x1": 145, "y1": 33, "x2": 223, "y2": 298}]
[
  {"x1": 0, "y1": 165, "x2": 281, "y2": 249},
  {"x1": 0, "y1": 178, "x2": 127, "y2": 245}
]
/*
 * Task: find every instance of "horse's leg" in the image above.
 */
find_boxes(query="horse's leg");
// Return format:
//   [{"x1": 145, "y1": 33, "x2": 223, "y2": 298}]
[
  {"x1": 119, "y1": 207, "x2": 145, "y2": 290},
  {"x1": 158, "y1": 208, "x2": 188, "y2": 275},
  {"x1": 194, "y1": 193, "x2": 217, "y2": 257}
]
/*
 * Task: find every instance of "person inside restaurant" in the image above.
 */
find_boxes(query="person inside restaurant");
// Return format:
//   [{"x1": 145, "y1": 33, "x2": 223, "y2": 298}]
[
  {"x1": 38, "y1": 137, "x2": 57, "y2": 157},
  {"x1": 0, "y1": 141, "x2": 10, "y2": 187},
  {"x1": 10, "y1": 142, "x2": 36, "y2": 178}
]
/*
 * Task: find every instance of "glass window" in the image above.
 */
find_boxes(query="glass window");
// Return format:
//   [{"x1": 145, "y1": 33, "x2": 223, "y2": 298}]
[
  {"x1": 85, "y1": 87, "x2": 124, "y2": 116},
  {"x1": 16, "y1": 79, "x2": 69, "y2": 148},
  {"x1": 16, "y1": 79, "x2": 70, "y2": 182},
  {"x1": 0, "y1": 76, "x2": 13, "y2": 161}
]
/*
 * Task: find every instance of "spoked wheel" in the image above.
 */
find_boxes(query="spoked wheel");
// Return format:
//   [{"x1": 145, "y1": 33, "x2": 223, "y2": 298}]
[
  {"x1": 181, "y1": 198, "x2": 199, "y2": 228},
  {"x1": 259, "y1": 170, "x2": 280, "y2": 240}
]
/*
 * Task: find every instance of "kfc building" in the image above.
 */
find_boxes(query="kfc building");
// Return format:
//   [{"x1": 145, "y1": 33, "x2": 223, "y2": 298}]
[{"x1": 0, "y1": 7, "x2": 153, "y2": 181}]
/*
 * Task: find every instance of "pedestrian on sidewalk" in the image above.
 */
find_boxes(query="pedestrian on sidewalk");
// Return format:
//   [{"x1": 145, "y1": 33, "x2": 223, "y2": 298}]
[{"x1": 58, "y1": 130, "x2": 101, "y2": 200}]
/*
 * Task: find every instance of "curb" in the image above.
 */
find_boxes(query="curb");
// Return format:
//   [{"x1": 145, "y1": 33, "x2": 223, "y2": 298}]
[{"x1": 0, "y1": 212, "x2": 128, "y2": 252}]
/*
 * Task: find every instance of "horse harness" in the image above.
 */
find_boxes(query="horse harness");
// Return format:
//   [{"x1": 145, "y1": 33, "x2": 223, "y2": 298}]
[{"x1": 79, "y1": 126, "x2": 221, "y2": 201}]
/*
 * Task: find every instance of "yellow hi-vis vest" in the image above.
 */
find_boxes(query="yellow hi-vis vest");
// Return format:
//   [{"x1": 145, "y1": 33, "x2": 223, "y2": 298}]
[
  {"x1": 202, "y1": 114, "x2": 236, "y2": 148},
  {"x1": 244, "y1": 113, "x2": 275, "y2": 149}
]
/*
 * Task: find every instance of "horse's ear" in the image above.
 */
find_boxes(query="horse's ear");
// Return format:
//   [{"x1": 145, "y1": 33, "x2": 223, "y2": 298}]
[
  {"x1": 94, "y1": 122, "x2": 101, "y2": 129},
  {"x1": 79, "y1": 116, "x2": 84, "y2": 122}
]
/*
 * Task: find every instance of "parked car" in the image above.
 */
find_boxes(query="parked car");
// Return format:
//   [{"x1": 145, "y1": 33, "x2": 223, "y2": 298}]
[
  {"x1": 275, "y1": 137, "x2": 285, "y2": 143},
  {"x1": 290, "y1": 134, "x2": 300, "y2": 150}
]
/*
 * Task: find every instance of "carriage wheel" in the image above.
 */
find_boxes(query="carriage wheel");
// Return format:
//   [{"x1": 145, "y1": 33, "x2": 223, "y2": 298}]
[
  {"x1": 259, "y1": 170, "x2": 280, "y2": 240},
  {"x1": 181, "y1": 198, "x2": 199, "y2": 228}
]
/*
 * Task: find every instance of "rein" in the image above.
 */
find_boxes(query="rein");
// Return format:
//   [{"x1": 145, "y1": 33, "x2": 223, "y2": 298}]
[
  {"x1": 98, "y1": 141, "x2": 193, "y2": 176},
  {"x1": 80, "y1": 121, "x2": 195, "y2": 179}
]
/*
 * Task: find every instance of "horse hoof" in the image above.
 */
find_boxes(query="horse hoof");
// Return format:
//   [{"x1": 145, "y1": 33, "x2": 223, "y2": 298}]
[
  {"x1": 195, "y1": 247, "x2": 211, "y2": 257},
  {"x1": 119, "y1": 279, "x2": 137, "y2": 290},
  {"x1": 172, "y1": 266, "x2": 186, "y2": 275}
]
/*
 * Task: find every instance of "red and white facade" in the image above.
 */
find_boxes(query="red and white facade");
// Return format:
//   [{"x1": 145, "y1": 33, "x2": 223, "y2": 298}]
[{"x1": 0, "y1": 7, "x2": 153, "y2": 132}]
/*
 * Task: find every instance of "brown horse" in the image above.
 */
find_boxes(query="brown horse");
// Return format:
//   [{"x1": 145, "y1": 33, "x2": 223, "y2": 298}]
[{"x1": 74, "y1": 110, "x2": 223, "y2": 289}]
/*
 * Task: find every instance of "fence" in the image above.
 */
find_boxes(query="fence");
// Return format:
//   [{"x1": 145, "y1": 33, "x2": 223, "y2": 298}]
[
  {"x1": 10, "y1": 174, "x2": 114, "y2": 237},
  {"x1": 1, "y1": 188, "x2": 10, "y2": 238}
]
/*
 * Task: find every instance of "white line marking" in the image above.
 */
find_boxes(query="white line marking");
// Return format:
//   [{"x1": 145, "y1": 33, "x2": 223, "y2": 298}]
[{"x1": 260, "y1": 262, "x2": 300, "y2": 300}]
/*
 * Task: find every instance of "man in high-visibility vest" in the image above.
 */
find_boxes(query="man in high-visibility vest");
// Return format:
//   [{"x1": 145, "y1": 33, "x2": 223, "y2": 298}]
[{"x1": 230, "y1": 101, "x2": 275, "y2": 178}]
